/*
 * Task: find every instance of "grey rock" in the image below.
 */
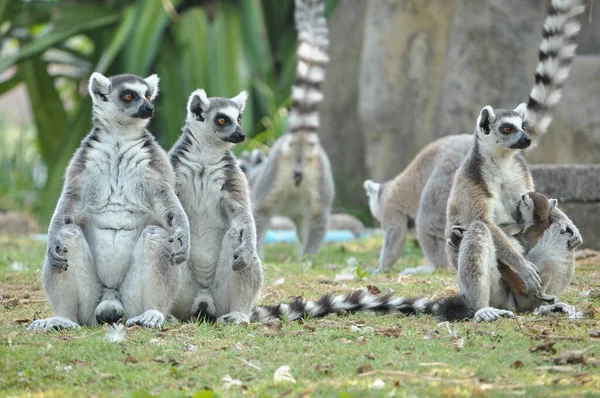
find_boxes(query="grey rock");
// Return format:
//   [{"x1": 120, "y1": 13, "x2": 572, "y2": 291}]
[
  {"x1": 358, "y1": 0, "x2": 460, "y2": 181},
  {"x1": 531, "y1": 164, "x2": 600, "y2": 202},
  {"x1": 319, "y1": 0, "x2": 369, "y2": 211}
]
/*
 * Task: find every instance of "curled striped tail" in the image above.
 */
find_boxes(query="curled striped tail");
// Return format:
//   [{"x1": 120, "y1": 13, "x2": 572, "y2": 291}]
[
  {"x1": 251, "y1": 289, "x2": 477, "y2": 323},
  {"x1": 526, "y1": 0, "x2": 585, "y2": 145},
  {"x1": 288, "y1": 0, "x2": 329, "y2": 135}
]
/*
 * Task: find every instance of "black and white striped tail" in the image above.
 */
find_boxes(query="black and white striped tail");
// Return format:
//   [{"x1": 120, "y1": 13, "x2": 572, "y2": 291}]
[
  {"x1": 251, "y1": 289, "x2": 478, "y2": 323},
  {"x1": 526, "y1": 0, "x2": 585, "y2": 144},
  {"x1": 288, "y1": 0, "x2": 329, "y2": 135}
]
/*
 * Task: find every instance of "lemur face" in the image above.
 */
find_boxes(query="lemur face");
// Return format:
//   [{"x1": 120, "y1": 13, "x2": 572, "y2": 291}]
[
  {"x1": 88, "y1": 72, "x2": 159, "y2": 125},
  {"x1": 187, "y1": 89, "x2": 247, "y2": 144},
  {"x1": 476, "y1": 104, "x2": 532, "y2": 151}
]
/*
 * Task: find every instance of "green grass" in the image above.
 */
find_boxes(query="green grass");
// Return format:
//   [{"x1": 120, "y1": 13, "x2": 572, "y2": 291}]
[{"x1": 1, "y1": 234, "x2": 599, "y2": 397}]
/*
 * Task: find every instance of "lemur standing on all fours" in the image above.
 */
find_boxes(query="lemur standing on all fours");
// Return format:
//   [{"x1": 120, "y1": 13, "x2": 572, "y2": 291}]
[
  {"x1": 250, "y1": 0, "x2": 585, "y2": 324},
  {"x1": 169, "y1": 89, "x2": 263, "y2": 325},
  {"x1": 29, "y1": 73, "x2": 190, "y2": 331},
  {"x1": 244, "y1": 0, "x2": 335, "y2": 259}
]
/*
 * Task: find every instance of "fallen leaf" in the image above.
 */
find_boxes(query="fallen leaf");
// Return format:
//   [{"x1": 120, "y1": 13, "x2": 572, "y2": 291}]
[
  {"x1": 554, "y1": 350, "x2": 586, "y2": 365},
  {"x1": 221, "y1": 375, "x2": 243, "y2": 390},
  {"x1": 365, "y1": 353, "x2": 376, "y2": 360},
  {"x1": 512, "y1": 360, "x2": 524, "y2": 369},
  {"x1": 184, "y1": 343, "x2": 197, "y2": 352},
  {"x1": 588, "y1": 329, "x2": 600, "y2": 338},
  {"x1": 451, "y1": 338, "x2": 465, "y2": 350},
  {"x1": 13, "y1": 319, "x2": 30, "y2": 324},
  {"x1": 367, "y1": 285, "x2": 382, "y2": 295},
  {"x1": 357, "y1": 364, "x2": 373, "y2": 374},
  {"x1": 315, "y1": 364, "x2": 333, "y2": 375},
  {"x1": 274, "y1": 365, "x2": 296, "y2": 384},
  {"x1": 375, "y1": 325, "x2": 403, "y2": 338},
  {"x1": 370, "y1": 379, "x2": 385, "y2": 389},
  {"x1": 274, "y1": 277, "x2": 285, "y2": 286},
  {"x1": 529, "y1": 341, "x2": 557, "y2": 355},
  {"x1": 124, "y1": 355, "x2": 138, "y2": 364},
  {"x1": 424, "y1": 329, "x2": 440, "y2": 340}
]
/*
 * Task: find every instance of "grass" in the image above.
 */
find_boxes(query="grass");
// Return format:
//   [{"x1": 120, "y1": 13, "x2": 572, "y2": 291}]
[{"x1": 1, "y1": 234, "x2": 600, "y2": 397}]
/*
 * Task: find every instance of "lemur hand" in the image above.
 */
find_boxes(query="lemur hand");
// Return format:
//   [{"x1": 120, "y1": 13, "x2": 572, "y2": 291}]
[
  {"x1": 447, "y1": 225, "x2": 466, "y2": 250},
  {"x1": 558, "y1": 220, "x2": 582, "y2": 249},
  {"x1": 517, "y1": 260, "x2": 542, "y2": 295},
  {"x1": 47, "y1": 233, "x2": 69, "y2": 271},
  {"x1": 168, "y1": 211, "x2": 190, "y2": 265}
]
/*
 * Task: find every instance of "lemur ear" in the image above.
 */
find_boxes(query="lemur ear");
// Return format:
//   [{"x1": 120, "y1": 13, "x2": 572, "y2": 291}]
[
  {"x1": 144, "y1": 74, "x2": 160, "y2": 100},
  {"x1": 88, "y1": 72, "x2": 111, "y2": 102},
  {"x1": 231, "y1": 90, "x2": 248, "y2": 111},
  {"x1": 514, "y1": 102, "x2": 527, "y2": 120},
  {"x1": 477, "y1": 105, "x2": 496, "y2": 135},
  {"x1": 188, "y1": 89, "x2": 210, "y2": 122},
  {"x1": 363, "y1": 180, "x2": 379, "y2": 195},
  {"x1": 548, "y1": 198, "x2": 558, "y2": 209}
]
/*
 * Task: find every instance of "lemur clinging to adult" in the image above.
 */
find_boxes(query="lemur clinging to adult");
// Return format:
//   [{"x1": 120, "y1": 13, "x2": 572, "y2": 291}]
[
  {"x1": 169, "y1": 89, "x2": 263, "y2": 325},
  {"x1": 29, "y1": 73, "x2": 190, "y2": 331},
  {"x1": 249, "y1": 0, "x2": 585, "y2": 324},
  {"x1": 245, "y1": 0, "x2": 335, "y2": 259}
]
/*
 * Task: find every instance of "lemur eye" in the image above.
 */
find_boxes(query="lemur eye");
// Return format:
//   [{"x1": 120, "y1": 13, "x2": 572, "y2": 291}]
[
  {"x1": 237, "y1": 117, "x2": 242, "y2": 124},
  {"x1": 218, "y1": 118, "x2": 226, "y2": 126},
  {"x1": 146, "y1": 95, "x2": 151, "y2": 101},
  {"x1": 123, "y1": 93, "x2": 133, "y2": 101},
  {"x1": 502, "y1": 126, "x2": 512, "y2": 134}
]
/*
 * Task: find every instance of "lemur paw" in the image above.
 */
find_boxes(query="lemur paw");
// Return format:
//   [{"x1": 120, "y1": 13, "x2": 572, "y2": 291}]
[
  {"x1": 474, "y1": 308, "x2": 514, "y2": 322},
  {"x1": 517, "y1": 260, "x2": 543, "y2": 295},
  {"x1": 28, "y1": 317, "x2": 80, "y2": 331},
  {"x1": 125, "y1": 310, "x2": 165, "y2": 329},
  {"x1": 217, "y1": 311, "x2": 250, "y2": 326},
  {"x1": 557, "y1": 221, "x2": 583, "y2": 249},
  {"x1": 534, "y1": 293, "x2": 558, "y2": 305},
  {"x1": 533, "y1": 302, "x2": 577, "y2": 317},
  {"x1": 233, "y1": 244, "x2": 260, "y2": 272}
]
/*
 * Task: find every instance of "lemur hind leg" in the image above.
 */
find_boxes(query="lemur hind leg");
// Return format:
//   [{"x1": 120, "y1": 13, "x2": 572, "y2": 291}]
[
  {"x1": 457, "y1": 221, "x2": 514, "y2": 322},
  {"x1": 376, "y1": 215, "x2": 408, "y2": 274},
  {"x1": 213, "y1": 228, "x2": 263, "y2": 325},
  {"x1": 301, "y1": 210, "x2": 329, "y2": 256},
  {"x1": 29, "y1": 224, "x2": 101, "y2": 331},
  {"x1": 121, "y1": 226, "x2": 182, "y2": 328}
]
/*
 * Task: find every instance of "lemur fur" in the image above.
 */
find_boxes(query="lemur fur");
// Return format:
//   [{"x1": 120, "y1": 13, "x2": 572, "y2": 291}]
[
  {"x1": 169, "y1": 89, "x2": 263, "y2": 325},
  {"x1": 29, "y1": 73, "x2": 190, "y2": 331},
  {"x1": 245, "y1": 0, "x2": 335, "y2": 259}
]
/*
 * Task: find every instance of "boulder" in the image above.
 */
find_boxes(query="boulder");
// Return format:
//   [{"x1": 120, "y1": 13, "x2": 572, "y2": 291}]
[
  {"x1": 319, "y1": 0, "x2": 370, "y2": 211},
  {"x1": 358, "y1": 0, "x2": 460, "y2": 181}
]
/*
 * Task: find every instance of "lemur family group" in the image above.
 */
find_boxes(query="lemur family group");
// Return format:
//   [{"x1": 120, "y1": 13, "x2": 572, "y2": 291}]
[{"x1": 28, "y1": 0, "x2": 588, "y2": 331}]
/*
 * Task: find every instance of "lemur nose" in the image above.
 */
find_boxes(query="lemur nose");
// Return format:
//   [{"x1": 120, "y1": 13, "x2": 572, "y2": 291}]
[{"x1": 144, "y1": 104, "x2": 154, "y2": 112}]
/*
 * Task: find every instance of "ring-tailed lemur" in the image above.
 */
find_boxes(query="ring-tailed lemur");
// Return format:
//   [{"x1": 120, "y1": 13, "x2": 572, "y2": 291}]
[
  {"x1": 363, "y1": 0, "x2": 587, "y2": 276},
  {"x1": 251, "y1": 0, "x2": 585, "y2": 324},
  {"x1": 364, "y1": 135, "x2": 473, "y2": 275},
  {"x1": 169, "y1": 89, "x2": 263, "y2": 325},
  {"x1": 245, "y1": 0, "x2": 335, "y2": 259},
  {"x1": 29, "y1": 73, "x2": 190, "y2": 331},
  {"x1": 443, "y1": 0, "x2": 585, "y2": 322}
]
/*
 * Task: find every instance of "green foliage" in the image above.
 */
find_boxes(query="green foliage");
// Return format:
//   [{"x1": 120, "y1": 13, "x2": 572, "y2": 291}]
[{"x1": 0, "y1": 0, "x2": 338, "y2": 224}]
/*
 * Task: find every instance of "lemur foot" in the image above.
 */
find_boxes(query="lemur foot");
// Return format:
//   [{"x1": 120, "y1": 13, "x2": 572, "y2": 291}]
[
  {"x1": 474, "y1": 307, "x2": 514, "y2": 323},
  {"x1": 400, "y1": 264, "x2": 437, "y2": 276},
  {"x1": 217, "y1": 311, "x2": 250, "y2": 325},
  {"x1": 28, "y1": 317, "x2": 80, "y2": 331},
  {"x1": 533, "y1": 302, "x2": 577, "y2": 317},
  {"x1": 125, "y1": 310, "x2": 165, "y2": 328},
  {"x1": 191, "y1": 294, "x2": 217, "y2": 322}
]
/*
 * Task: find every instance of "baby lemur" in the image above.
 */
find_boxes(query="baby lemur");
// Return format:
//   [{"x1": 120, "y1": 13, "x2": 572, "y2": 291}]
[{"x1": 29, "y1": 73, "x2": 190, "y2": 331}]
